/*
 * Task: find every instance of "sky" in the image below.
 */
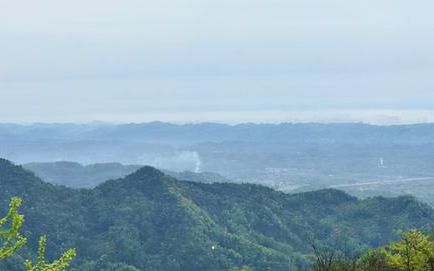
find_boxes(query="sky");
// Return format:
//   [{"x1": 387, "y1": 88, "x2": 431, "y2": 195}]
[{"x1": 0, "y1": 0, "x2": 434, "y2": 124}]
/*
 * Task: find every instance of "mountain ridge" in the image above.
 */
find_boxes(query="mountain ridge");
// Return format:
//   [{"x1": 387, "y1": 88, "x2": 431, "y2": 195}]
[{"x1": 1, "y1": 158, "x2": 433, "y2": 270}]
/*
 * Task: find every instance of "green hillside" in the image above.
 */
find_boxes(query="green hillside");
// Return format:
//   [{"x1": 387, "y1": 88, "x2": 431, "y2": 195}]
[{"x1": 0, "y1": 158, "x2": 433, "y2": 271}]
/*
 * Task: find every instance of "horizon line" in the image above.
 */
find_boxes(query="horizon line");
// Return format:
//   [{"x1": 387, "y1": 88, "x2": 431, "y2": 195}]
[{"x1": 2, "y1": 109, "x2": 434, "y2": 126}]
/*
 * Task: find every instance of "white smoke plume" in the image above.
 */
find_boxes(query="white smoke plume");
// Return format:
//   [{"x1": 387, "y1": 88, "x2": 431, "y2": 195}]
[{"x1": 141, "y1": 151, "x2": 202, "y2": 173}]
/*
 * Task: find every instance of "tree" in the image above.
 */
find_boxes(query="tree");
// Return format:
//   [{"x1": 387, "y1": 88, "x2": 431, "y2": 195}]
[
  {"x1": 311, "y1": 243, "x2": 337, "y2": 271},
  {"x1": 385, "y1": 230, "x2": 434, "y2": 271},
  {"x1": 302, "y1": 230, "x2": 434, "y2": 271},
  {"x1": 0, "y1": 197, "x2": 76, "y2": 271},
  {"x1": 357, "y1": 249, "x2": 395, "y2": 271},
  {"x1": 0, "y1": 197, "x2": 26, "y2": 260},
  {"x1": 24, "y1": 235, "x2": 76, "y2": 271}
]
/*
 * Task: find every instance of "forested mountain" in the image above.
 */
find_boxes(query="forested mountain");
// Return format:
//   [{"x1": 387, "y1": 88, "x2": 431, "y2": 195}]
[
  {"x1": 1, "y1": 158, "x2": 433, "y2": 271},
  {"x1": 3, "y1": 122, "x2": 434, "y2": 206}
]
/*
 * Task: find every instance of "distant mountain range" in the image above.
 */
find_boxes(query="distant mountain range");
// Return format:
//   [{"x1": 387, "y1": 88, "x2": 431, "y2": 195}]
[
  {"x1": 3, "y1": 122, "x2": 434, "y2": 178},
  {"x1": 3, "y1": 122, "x2": 434, "y2": 206},
  {"x1": 1, "y1": 158, "x2": 433, "y2": 271},
  {"x1": 23, "y1": 161, "x2": 142, "y2": 188},
  {"x1": 23, "y1": 161, "x2": 230, "y2": 188}
]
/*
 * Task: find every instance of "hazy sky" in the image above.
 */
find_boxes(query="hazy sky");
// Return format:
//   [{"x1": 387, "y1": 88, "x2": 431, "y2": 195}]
[{"x1": 1, "y1": 0, "x2": 434, "y2": 124}]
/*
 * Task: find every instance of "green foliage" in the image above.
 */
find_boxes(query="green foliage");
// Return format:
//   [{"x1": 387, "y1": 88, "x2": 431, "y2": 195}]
[
  {"x1": 357, "y1": 249, "x2": 393, "y2": 271},
  {"x1": 0, "y1": 196, "x2": 76, "y2": 271},
  {"x1": 1, "y1": 159, "x2": 434, "y2": 271},
  {"x1": 305, "y1": 230, "x2": 434, "y2": 271},
  {"x1": 384, "y1": 230, "x2": 434, "y2": 271},
  {"x1": 73, "y1": 259, "x2": 141, "y2": 271},
  {"x1": 0, "y1": 197, "x2": 26, "y2": 260},
  {"x1": 24, "y1": 235, "x2": 76, "y2": 271}
]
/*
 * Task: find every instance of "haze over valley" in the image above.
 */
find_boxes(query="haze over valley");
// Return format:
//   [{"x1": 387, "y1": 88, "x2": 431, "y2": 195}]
[
  {"x1": 2, "y1": 0, "x2": 434, "y2": 270},
  {"x1": 2, "y1": 122, "x2": 434, "y2": 206}
]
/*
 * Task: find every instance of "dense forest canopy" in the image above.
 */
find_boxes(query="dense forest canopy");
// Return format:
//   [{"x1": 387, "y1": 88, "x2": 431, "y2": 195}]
[
  {"x1": 0, "y1": 197, "x2": 75, "y2": 271},
  {"x1": 1, "y1": 158, "x2": 433, "y2": 270}
]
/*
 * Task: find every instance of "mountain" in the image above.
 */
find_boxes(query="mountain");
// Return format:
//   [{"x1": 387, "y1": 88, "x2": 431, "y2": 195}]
[
  {"x1": 0, "y1": 158, "x2": 433, "y2": 271},
  {"x1": 162, "y1": 169, "x2": 231, "y2": 184},
  {"x1": 3, "y1": 122, "x2": 434, "y2": 207},
  {"x1": 23, "y1": 161, "x2": 142, "y2": 188},
  {"x1": 22, "y1": 162, "x2": 230, "y2": 188}
]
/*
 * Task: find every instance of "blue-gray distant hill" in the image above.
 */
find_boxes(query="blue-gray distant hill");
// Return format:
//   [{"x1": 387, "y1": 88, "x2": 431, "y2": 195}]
[
  {"x1": 3, "y1": 122, "x2": 434, "y2": 204},
  {"x1": 23, "y1": 161, "x2": 230, "y2": 188},
  {"x1": 23, "y1": 161, "x2": 142, "y2": 188}
]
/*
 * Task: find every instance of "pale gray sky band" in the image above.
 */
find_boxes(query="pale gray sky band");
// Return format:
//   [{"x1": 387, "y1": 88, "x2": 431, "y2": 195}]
[{"x1": 1, "y1": 0, "x2": 433, "y2": 123}]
